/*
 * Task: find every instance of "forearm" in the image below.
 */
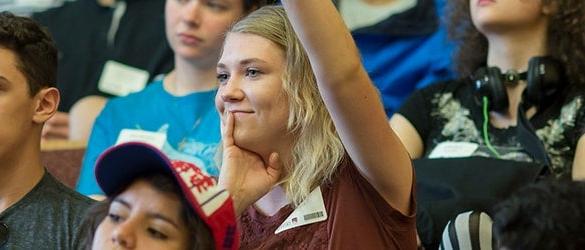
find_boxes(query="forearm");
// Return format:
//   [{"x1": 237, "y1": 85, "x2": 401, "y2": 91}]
[{"x1": 281, "y1": 0, "x2": 363, "y2": 86}]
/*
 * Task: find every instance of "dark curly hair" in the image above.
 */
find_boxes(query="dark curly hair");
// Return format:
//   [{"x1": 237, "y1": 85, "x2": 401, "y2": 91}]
[
  {"x1": 492, "y1": 180, "x2": 585, "y2": 249},
  {"x1": 447, "y1": 0, "x2": 585, "y2": 88},
  {"x1": 0, "y1": 11, "x2": 57, "y2": 95}
]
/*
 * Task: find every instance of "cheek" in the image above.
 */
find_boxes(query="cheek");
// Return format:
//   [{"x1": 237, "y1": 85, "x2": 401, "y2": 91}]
[
  {"x1": 214, "y1": 93, "x2": 225, "y2": 114},
  {"x1": 204, "y1": 18, "x2": 230, "y2": 37},
  {"x1": 92, "y1": 219, "x2": 112, "y2": 249}
]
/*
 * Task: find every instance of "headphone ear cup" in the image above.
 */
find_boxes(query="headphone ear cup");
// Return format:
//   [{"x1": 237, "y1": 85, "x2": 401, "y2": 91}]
[
  {"x1": 525, "y1": 56, "x2": 564, "y2": 106},
  {"x1": 474, "y1": 67, "x2": 508, "y2": 112}
]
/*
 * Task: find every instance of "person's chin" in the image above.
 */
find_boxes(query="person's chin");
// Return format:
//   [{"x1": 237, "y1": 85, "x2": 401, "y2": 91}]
[
  {"x1": 233, "y1": 132, "x2": 261, "y2": 153},
  {"x1": 175, "y1": 47, "x2": 210, "y2": 61}
]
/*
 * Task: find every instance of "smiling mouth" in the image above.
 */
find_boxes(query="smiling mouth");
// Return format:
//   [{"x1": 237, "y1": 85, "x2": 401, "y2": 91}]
[
  {"x1": 477, "y1": 0, "x2": 495, "y2": 6},
  {"x1": 230, "y1": 110, "x2": 254, "y2": 114}
]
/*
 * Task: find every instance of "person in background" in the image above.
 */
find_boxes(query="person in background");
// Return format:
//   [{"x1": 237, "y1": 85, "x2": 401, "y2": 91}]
[
  {"x1": 0, "y1": 0, "x2": 68, "y2": 16},
  {"x1": 0, "y1": 12, "x2": 94, "y2": 249},
  {"x1": 33, "y1": 0, "x2": 174, "y2": 140},
  {"x1": 82, "y1": 142, "x2": 280, "y2": 249},
  {"x1": 216, "y1": 4, "x2": 415, "y2": 248},
  {"x1": 337, "y1": 0, "x2": 455, "y2": 116},
  {"x1": 390, "y1": 0, "x2": 585, "y2": 247},
  {"x1": 492, "y1": 180, "x2": 585, "y2": 250},
  {"x1": 76, "y1": 0, "x2": 270, "y2": 198}
]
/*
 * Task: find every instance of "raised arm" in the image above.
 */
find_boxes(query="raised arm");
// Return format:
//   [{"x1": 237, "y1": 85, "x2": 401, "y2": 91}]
[{"x1": 281, "y1": 0, "x2": 413, "y2": 214}]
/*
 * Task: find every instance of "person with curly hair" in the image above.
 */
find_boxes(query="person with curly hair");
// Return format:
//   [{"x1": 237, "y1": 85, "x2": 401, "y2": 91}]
[
  {"x1": 492, "y1": 180, "x2": 585, "y2": 250},
  {"x1": 390, "y1": 0, "x2": 585, "y2": 248}
]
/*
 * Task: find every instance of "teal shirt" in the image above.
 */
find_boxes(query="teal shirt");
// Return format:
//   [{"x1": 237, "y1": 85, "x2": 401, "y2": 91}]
[{"x1": 76, "y1": 80, "x2": 221, "y2": 195}]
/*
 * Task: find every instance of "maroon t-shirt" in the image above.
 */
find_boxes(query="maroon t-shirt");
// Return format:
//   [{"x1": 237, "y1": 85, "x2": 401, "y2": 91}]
[{"x1": 239, "y1": 159, "x2": 417, "y2": 249}]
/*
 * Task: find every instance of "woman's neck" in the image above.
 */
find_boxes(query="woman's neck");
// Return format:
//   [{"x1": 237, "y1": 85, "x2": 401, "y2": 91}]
[
  {"x1": 485, "y1": 24, "x2": 547, "y2": 121},
  {"x1": 486, "y1": 24, "x2": 548, "y2": 72},
  {"x1": 254, "y1": 185, "x2": 289, "y2": 217},
  {"x1": 164, "y1": 57, "x2": 218, "y2": 96},
  {"x1": 251, "y1": 142, "x2": 295, "y2": 216}
]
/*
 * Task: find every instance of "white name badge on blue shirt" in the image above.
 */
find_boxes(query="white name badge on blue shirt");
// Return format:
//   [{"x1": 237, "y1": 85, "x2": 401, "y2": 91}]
[
  {"x1": 428, "y1": 141, "x2": 479, "y2": 159},
  {"x1": 116, "y1": 129, "x2": 167, "y2": 150},
  {"x1": 275, "y1": 187, "x2": 328, "y2": 234},
  {"x1": 98, "y1": 60, "x2": 149, "y2": 96}
]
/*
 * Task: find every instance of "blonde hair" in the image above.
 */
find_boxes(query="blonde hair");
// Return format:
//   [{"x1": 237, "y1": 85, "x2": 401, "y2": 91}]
[{"x1": 229, "y1": 6, "x2": 345, "y2": 206}]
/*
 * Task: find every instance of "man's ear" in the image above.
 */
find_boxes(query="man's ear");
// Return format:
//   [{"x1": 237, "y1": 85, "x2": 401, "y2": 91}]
[{"x1": 32, "y1": 87, "x2": 60, "y2": 124}]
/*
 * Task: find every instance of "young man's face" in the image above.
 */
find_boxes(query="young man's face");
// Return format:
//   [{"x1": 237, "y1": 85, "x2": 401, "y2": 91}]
[{"x1": 0, "y1": 47, "x2": 38, "y2": 161}]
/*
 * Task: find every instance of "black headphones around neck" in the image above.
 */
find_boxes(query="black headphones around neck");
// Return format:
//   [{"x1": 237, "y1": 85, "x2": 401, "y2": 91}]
[{"x1": 472, "y1": 56, "x2": 565, "y2": 112}]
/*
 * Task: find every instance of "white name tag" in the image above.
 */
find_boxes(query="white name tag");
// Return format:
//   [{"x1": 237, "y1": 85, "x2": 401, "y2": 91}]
[
  {"x1": 275, "y1": 187, "x2": 328, "y2": 234},
  {"x1": 428, "y1": 141, "x2": 479, "y2": 159},
  {"x1": 115, "y1": 129, "x2": 167, "y2": 150},
  {"x1": 98, "y1": 60, "x2": 149, "y2": 96}
]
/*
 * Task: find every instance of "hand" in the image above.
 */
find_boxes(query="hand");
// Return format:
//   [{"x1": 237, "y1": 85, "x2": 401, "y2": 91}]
[
  {"x1": 42, "y1": 111, "x2": 70, "y2": 140},
  {"x1": 218, "y1": 112, "x2": 283, "y2": 216}
]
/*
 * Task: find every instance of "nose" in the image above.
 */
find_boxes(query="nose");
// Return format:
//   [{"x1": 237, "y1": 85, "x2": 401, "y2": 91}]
[
  {"x1": 181, "y1": 1, "x2": 202, "y2": 27},
  {"x1": 219, "y1": 79, "x2": 245, "y2": 103},
  {"x1": 111, "y1": 220, "x2": 137, "y2": 249}
]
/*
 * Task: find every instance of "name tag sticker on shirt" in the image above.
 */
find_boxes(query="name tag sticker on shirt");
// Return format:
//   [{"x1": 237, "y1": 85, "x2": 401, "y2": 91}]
[
  {"x1": 428, "y1": 141, "x2": 479, "y2": 159},
  {"x1": 275, "y1": 187, "x2": 328, "y2": 234},
  {"x1": 116, "y1": 129, "x2": 167, "y2": 150},
  {"x1": 98, "y1": 60, "x2": 149, "y2": 97}
]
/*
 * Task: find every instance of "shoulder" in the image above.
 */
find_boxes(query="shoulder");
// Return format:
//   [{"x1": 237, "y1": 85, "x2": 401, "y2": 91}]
[
  {"x1": 400, "y1": 79, "x2": 466, "y2": 112},
  {"x1": 418, "y1": 78, "x2": 468, "y2": 95},
  {"x1": 41, "y1": 173, "x2": 95, "y2": 209},
  {"x1": 323, "y1": 160, "x2": 417, "y2": 248},
  {"x1": 329, "y1": 159, "x2": 415, "y2": 220}
]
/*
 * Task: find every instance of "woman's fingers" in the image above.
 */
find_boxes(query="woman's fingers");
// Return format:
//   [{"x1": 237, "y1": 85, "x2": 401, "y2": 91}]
[
  {"x1": 222, "y1": 111, "x2": 235, "y2": 147},
  {"x1": 266, "y1": 152, "x2": 282, "y2": 182}
]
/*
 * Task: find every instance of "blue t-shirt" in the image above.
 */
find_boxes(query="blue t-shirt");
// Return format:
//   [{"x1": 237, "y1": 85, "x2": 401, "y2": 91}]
[
  {"x1": 76, "y1": 80, "x2": 221, "y2": 195},
  {"x1": 348, "y1": 0, "x2": 455, "y2": 116}
]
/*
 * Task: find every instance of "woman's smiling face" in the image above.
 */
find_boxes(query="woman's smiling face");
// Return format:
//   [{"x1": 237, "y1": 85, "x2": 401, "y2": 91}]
[{"x1": 215, "y1": 32, "x2": 292, "y2": 154}]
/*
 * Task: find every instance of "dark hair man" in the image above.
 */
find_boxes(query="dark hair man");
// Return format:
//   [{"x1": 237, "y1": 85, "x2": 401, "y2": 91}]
[{"x1": 0, "y1": 12, "x2": 93, "y2": 249}]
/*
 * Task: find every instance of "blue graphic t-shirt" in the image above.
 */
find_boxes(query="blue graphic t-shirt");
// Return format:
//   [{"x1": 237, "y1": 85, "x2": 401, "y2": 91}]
[{"x1": 76, "y1": 79, "x2": 221, "y2": 195}]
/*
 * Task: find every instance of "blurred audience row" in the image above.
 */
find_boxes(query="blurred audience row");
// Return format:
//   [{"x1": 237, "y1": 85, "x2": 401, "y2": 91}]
[{"x1": 1, "y1": 0, "x2": 584, "y2": 249}]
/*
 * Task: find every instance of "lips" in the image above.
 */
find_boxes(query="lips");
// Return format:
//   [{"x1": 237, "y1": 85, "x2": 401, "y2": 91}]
[
  {"x1": 177, "y1": 33, "x2": 203, "y2": 46},
  {"x1": 229, "y1": 110, "x2": 254, "y2": 114},
  {"x1": 477, "y1": 0, "x2": 495, "y2": 6}
]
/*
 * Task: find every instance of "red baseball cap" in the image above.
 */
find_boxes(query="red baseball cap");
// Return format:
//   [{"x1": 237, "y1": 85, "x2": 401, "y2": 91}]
[{"x1": 94, "y1": 142, "x2": 239, "y2": 250}]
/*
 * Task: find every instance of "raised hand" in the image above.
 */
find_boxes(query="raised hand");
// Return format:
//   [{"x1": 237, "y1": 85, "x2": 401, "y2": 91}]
[{"x1": 218, "y1": 111, "x2": 283, "y2": 216}]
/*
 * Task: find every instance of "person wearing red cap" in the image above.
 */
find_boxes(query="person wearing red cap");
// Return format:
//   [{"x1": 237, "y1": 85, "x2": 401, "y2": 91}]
[{"x1": 82, "y1": 142, "x2": 280, "y2": 249}]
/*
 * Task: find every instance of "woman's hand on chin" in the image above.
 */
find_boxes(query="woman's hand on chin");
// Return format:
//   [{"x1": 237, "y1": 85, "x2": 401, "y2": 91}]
[{"x1": 218, "y1": 111, "x2": 283, "y2": 216}]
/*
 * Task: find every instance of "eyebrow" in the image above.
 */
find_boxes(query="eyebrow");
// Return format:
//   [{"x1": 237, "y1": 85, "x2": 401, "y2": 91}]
[
  {"x1": 112, "y1": 198, "x2": 181, "y2": 229},
  {"x1": 217, "y1": 58, "x2": 270, "y2": 69},
  {"x1": 147, "y1": 213, "x2": 181, "y2": 229}
]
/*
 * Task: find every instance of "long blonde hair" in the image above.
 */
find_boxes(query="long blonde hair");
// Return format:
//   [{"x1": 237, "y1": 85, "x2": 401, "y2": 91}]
[{"x1": 229, "y1": 6, "x2": 345, "y2": 206}]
